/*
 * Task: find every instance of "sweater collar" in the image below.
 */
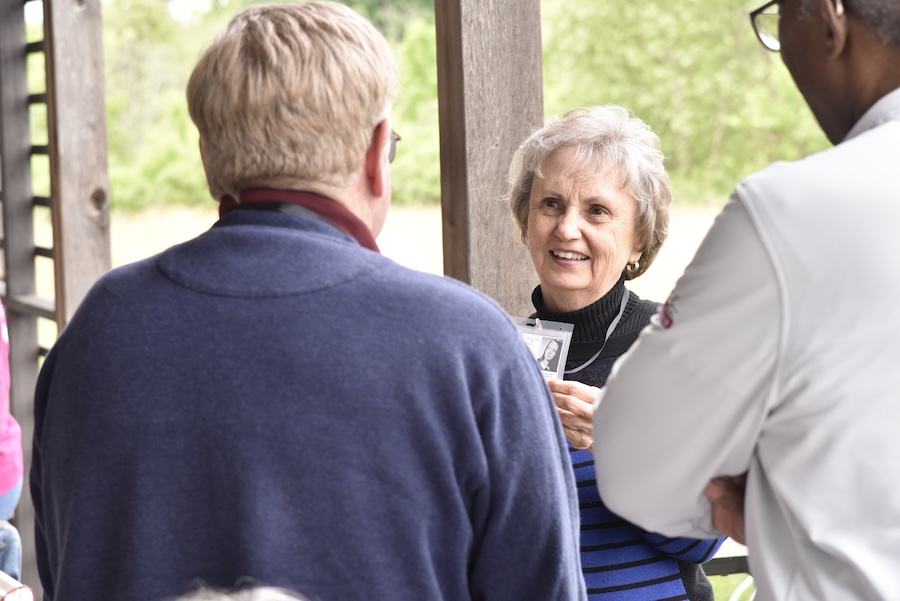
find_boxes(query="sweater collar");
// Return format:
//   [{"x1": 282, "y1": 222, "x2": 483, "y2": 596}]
[
  {"x1": 219, "y1": 188, "x2": 380, "y2": 253},
  {"x1": 531, "y1": 276, "x2": 627, "y2": 343}
]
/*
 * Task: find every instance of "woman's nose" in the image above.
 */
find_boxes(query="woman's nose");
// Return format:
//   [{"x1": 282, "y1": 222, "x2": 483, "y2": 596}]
[{"x1": 555, "y1": 210, "x2": 582, "y2": 240}]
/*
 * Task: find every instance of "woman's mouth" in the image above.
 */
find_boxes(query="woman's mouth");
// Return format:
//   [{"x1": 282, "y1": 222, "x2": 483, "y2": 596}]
[{"x1": 551, "y1": 250, "x2": 589, "y2": 261}]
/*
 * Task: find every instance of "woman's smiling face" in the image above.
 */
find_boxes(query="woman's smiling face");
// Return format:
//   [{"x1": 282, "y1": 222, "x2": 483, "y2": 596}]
[{"x1": 527, "y1": 147, "x2": 642, "y2": 313}]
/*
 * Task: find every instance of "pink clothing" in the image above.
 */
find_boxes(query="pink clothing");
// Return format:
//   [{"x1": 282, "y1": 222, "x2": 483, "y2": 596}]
[{"x1": 0, "y1": 301, "x2": 23, "y2": 496}]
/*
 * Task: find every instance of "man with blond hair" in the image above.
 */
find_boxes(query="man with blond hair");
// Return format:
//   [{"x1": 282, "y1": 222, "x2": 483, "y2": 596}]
[{"x1": 30, "y1": 4, "x2": 585, "y2": 601}]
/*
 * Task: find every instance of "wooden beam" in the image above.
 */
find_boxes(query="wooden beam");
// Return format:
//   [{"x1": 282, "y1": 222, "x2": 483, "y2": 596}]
[
  {"x1": 0, "y1": 0, "x2": 42, "y2": 590},
  {"x1": 434, "y1": 0, "x2": 542, "y2": 317},
  {"x1": 44, "y1": 0, "x2": 111, "y2": 328}
]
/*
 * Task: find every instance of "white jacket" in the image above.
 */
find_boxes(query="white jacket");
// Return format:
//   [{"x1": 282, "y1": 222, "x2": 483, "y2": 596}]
[{"x1": 594, "y1": 87, "x2": 900, "y2": 601}]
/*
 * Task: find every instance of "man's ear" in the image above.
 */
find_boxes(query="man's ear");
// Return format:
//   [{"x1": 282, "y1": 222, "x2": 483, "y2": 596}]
[
  {"x1": 198, "y1": 138, "x2": 216, "y2": 198},
  {"x1": 364, "y1": 119, "x2": 390, "y2": 198},
  {"x1": 822, "y1": 0, "x2": 848, "y2": 58}
]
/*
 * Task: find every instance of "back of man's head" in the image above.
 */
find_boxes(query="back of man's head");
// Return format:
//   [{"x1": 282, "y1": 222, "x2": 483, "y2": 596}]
[
  {"x1": 186, "y1": 2, "x2": 398, "y2": 201},
  {"x1": 780, "y1": 0, "x2": 900, "y2": 143},
  {"x1": 798, "y1": 0, "x2": 900, "y2": 47}
]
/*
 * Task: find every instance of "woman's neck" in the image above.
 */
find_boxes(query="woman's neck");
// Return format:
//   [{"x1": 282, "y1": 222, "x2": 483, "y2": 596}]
[{"x1": 532, "y1": 277, "x2": 627, "y2": 343}]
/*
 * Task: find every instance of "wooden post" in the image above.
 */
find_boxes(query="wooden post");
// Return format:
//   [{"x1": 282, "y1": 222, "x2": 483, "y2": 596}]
[
  {"x1": 434, "y1": 0, "x2": 542, "y2": 317},
  {"x1": 44, "y1": 0, "x2": 111, "y2": 328},
  {"x1": 0, "y1": 0, "x2": 43, "y2": 591},
  {"x1": 0, "y1": 0, "x2": 110, "y2": 592}
]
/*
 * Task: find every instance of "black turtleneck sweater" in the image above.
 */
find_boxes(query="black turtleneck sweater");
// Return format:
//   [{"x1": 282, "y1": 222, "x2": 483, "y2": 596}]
[
  {"x1": 531, "y1": 276, "x2": 722, "y2": 601},
  {"x1": 531, "y1": 276, "x2": 658, "y2": 387}
]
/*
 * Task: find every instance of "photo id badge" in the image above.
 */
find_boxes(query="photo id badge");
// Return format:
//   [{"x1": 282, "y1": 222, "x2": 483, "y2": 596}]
[{"x1": 514, "y1": 317, "x2": 573, "y2": 382}]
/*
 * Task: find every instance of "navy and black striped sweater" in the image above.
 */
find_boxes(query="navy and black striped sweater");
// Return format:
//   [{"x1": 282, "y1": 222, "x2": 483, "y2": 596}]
[{"x1": 532, "y1": 280, "x2": 725, "y2": 600}]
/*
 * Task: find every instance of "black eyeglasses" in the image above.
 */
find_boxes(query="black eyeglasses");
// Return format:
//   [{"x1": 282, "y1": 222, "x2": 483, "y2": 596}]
[
  {"x1": 750, "y1": 0, "x2": 781, "y2": 52},
  {"x1": 388, "y1": 130, "x2": 401, "y2": 163}
]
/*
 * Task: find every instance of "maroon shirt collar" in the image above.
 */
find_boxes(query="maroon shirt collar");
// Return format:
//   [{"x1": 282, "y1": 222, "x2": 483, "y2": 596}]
[{"x1": 219, "y1": 188, "x2": 380, "y2": 253}]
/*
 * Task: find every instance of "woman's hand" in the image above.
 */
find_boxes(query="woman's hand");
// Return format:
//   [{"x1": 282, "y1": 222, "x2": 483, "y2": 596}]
[{"x1": 548, "y1": 380, "x2": 602, "y2": 452}]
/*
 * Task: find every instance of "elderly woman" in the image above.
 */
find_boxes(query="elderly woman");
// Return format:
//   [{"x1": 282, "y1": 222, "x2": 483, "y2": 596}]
[{"x1": 507, "y1": 105, "x2": 724, "y2": 600}]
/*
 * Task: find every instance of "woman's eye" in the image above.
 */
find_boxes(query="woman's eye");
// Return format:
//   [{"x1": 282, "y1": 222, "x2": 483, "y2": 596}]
[
  {"x1": 589, "y1": 205, "x2": 607, "y2": 217},
  {"x1": 542, "y1": 198, "x2": 560, "y2": 209}
]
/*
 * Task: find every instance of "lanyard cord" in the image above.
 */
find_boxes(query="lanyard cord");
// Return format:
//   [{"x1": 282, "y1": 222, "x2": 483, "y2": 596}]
[{"x1": 563, "y1": 289, "x2": 630, "y2": 375}]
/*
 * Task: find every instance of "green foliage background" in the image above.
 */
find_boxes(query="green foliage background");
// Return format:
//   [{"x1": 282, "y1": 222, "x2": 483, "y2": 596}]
[
  {"x1": 96, "y1": 0, "x2": 828, "y2": 211},
  {"x1": 542, "y1": 0, "x2": 828, "y2": 204}
]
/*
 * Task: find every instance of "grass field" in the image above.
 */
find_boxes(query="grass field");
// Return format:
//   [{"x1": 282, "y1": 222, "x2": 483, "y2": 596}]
[
  {"x1": 711, "y1": 573, "x2": 756, "y2": 600},
  {"x1": 106, "y1": 202, "x2": 720, "y2": 301},
  {"x1": 34, "y1": 201, "x2": 720, "y2": 343}
]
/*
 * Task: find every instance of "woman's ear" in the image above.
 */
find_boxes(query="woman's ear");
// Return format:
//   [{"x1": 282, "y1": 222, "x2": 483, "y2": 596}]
[{"x1": 629, "y1": 242, "x2": 644, "y2": 265}]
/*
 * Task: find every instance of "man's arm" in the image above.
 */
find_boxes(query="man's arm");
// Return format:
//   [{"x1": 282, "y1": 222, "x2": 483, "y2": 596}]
[
  {"x1": 469, "y1": 333, "x2": 586, "y2": 601},
  {"x1": 592, "y1": 196, "x2": 781, "y2": 538}
]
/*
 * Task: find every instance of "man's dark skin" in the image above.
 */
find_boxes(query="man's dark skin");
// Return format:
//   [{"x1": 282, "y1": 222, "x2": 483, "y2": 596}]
[{"x1": 704, "y1": 474, "x2": 747, "y2": 543}]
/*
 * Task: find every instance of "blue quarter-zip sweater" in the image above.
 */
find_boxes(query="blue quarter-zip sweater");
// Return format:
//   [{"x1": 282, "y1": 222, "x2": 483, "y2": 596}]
[{"x1": 32, "y1": 206, "x2": 586, "y2": 601}]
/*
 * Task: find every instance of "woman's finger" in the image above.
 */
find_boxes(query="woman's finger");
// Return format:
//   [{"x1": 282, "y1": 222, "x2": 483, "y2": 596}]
[
  {"x1": 548, "y1": 379, "x2": 602, "y2": 404},
  {"x1": 553, "y1": 391, "x2": 594, "y2": 418}
]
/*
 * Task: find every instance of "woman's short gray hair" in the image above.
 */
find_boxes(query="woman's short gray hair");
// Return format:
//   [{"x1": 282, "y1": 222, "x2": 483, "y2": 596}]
[{"x1": 505, "y1": 105, "x2": 671, "y2": 280}]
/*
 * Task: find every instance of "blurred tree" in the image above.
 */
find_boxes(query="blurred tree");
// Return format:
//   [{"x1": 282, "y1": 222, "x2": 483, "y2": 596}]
[
  {"x1": 347, "y1": 0, "x2": 432, "y2": 37},
  {"x1": 102, "y1": 0, "x2": 438, "y2": 210},
  {"x1": 541, "y1": 0, "x2": 829, "y2": 202},
  {"x1": 97, "y1": 0, "x2": 829, "y2": 212},
  {"x1": 104, "y1": 0, "x2": 210, "y2": 210},
  {"x1": 390, "y1": 13, "x2": 441, "y2": 205}
]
